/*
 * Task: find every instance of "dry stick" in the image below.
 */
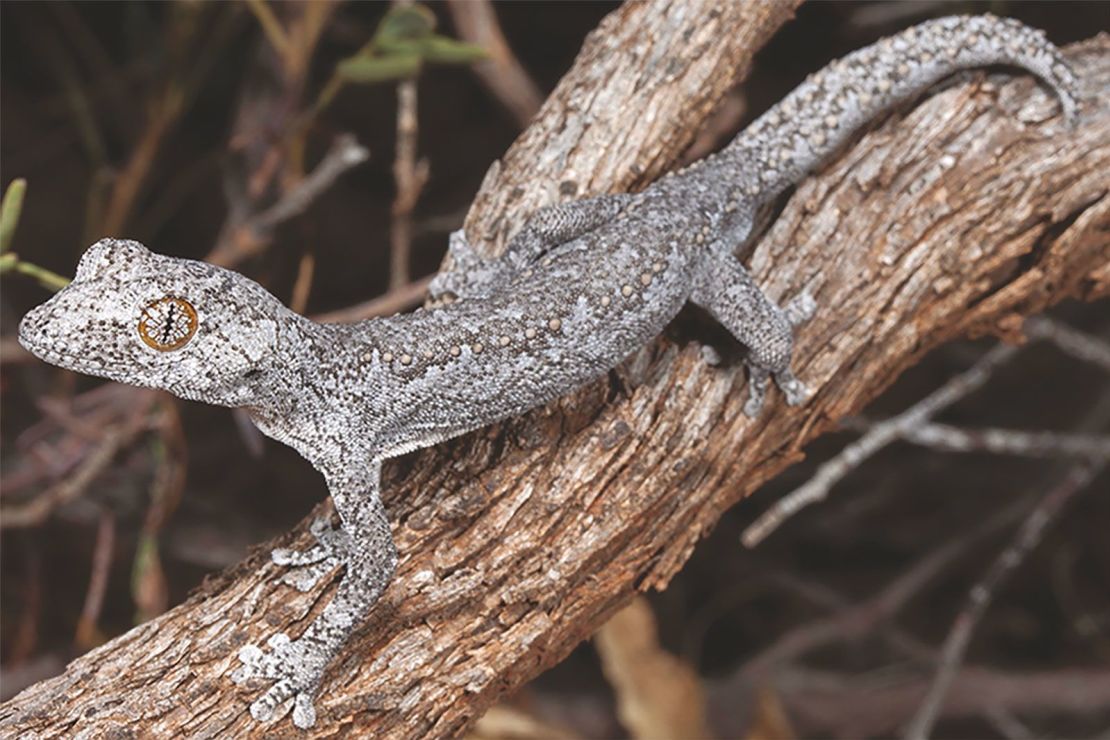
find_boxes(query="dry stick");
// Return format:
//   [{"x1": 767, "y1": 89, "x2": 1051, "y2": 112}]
[
  {"x1": 0, "y1": 429, "x2": 125, "y2": 529},
  {"x1": 763, "y1": 568, "x2": 936, "y2": 663},
  {"x1": 730, "y1": 491, "x2": 1034, "y2": 683},
  {"x1": 842, "y1": 419, "x2": 1110, "y2": 459},
  {"x1": 248, "y1": 134, "x2": 369, "y2": 235},
  {"x1": 207, "y1": 134, "x2": 369, "y2": 267},
  {"x1": 2, "y1": 390, "x2": 157, "y2": 527},
  {"x1": 446, "y1": 0, "x2": 543, "y2": 128},
  {"x1": 983, "y1": 705, "x2": 1035, "y2": 740},
  {"x1": 249, "y1": 136, "x2": 369, "y2": 239},
  {"x1": 777, "y1": 666, "x2": 1110, "y2": 738},
  {"x1": 290, "y1": 252, "x2": 316, "y2": 315},
  {"x1": 75, "y1": 510, "x2": 116, "y2": 648},
  {"x1": 1026, "y1": 316, "x2": 1110, "y2": 372},
  {"x1": 742, "y1": 342, "x2": 1021, "y2": 548},
  {"x1": 244, "y1": 0, "x2": 291, "y2": 59},
  {"x1": 390, "y1": 79, "x2": 428, "y2": 291},
  {"x1": 903, "y1": 456, "x2": 1109, "y2": 740},
  {"x1": 101, "y1": 6, "x2": 243, "y2": 236},
  {"x1": 311, "y1": 274, "x2": 433, "y2": 324}
]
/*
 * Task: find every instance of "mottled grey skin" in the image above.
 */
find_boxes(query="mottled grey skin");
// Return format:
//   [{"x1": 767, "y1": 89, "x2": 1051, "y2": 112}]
[{"x1": 18, "y1": 15, "x2": 1078, "y2": 729}]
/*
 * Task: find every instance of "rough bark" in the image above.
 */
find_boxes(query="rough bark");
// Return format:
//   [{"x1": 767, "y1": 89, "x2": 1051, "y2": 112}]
[{"x1": 2, "y1": 1, "x2": 1107, "y2": 737}]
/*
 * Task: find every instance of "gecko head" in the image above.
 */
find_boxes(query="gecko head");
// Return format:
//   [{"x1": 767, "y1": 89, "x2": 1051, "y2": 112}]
[{"x1": 19, "y1": 238, "x2": 300, "y2": 408}]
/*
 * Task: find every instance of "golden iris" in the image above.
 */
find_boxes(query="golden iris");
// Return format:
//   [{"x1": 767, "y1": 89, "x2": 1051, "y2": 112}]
[{"x1": 138, "y1": 296, "x2": 197, "y2": 351}]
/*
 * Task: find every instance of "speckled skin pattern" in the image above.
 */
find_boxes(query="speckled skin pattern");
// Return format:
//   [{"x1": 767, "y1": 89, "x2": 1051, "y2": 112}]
[{"x1": 18, "y1": 16, "x2": 1078, "y2": 729}]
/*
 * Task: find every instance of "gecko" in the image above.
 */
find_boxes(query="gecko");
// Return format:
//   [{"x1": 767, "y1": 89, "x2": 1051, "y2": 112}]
[{"x1": 17, "y1": 15, "x2": 1079, "y2": 730}]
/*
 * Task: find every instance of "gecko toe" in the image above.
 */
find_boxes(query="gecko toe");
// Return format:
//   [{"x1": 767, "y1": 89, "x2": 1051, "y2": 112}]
[
  {"x1": 250, "y1": 678, "x2": 294, "y2": 722},
  {"x1": 267, "y1": 632, "x2": 292, "y2": 649},
  {"x1": 237, "y1": 644, "x2": 264, "y2": 667},
  {"x1": 775, "y1": 370, "x2": 810, "y2": 406},
  {"x1": 785, "y1": 291, "x2": 817, "y2": 326},
  {"x1": 293, "y1": 693, "x2": 318, "y2": 729},
  {"x1": 280, "y1": 559, "x2": 338, "y2": 592}
]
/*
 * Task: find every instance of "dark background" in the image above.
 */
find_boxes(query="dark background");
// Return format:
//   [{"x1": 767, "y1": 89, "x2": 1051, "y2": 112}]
[{"x1": 2, "y1": 2, "x2": 1108, "y2": 737}]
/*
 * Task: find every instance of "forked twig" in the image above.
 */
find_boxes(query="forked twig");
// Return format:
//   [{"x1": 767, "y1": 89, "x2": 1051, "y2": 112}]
[{"x1": 743, "y1": 342, "x2": 1020, "y2": 547}]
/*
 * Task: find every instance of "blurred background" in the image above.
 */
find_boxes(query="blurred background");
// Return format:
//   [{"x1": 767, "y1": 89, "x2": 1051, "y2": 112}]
[{"x1": 1, "y1": 1, "x2": 1108, "y2": 737}]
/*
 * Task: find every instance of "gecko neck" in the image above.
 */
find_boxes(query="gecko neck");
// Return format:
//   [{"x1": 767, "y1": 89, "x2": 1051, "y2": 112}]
[{"x1": 241, "y1": 309, "x2": 326, "y2": 419}]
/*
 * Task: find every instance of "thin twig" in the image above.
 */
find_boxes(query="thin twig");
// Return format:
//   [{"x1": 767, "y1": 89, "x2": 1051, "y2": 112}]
[
  {"x1": 248, "y1": 135, "x2": 369, "y2": 237},
  {"x1": 983, "y1": 704, "x2": 1035, "y2": 740},
  {"x1": 3, "y1": 390, "x2": 158, "y2": 527},
  {"x1": 290, "y1": 252, "x2": 316, "y2": 315},
  {"x1": 446, "y1": 0, "x2": 543, "y2": 128},
  {"x1": 390, "y1": 77, "x2": 429, "y2": 291},
  {"x1": 733, "y1": 493, "x2": 1033, "y2": 681},
  {"x1": 311, "y1": 274, "x2": 433, "y2": 324},
  {"x1": 1, "y1": 429, "x2": 124, "y2": 529},
  {"x1": 1026, "y1": 316, "x2": 1110, "y2": 373},
  {"x1": 766, "y1": 665, "x2": 1110, "y2": 738},
  {"x1": 842, "y1": 419, "x2": 1110, "y2": 459},
  {"x1": 100, "y1": 6, "x2": 244, "y2": 236},
  {"x1": 903, "y1": 456, "x2": 1108, "y2": 740},
  {"x1": 743, "y1": 342, "x2": 1020, "y2": 547},
  {"x1": 75, "y1": 510, "x2": 116, "y2": 649},
  {"x1": 244, "y1": 0, "x2": 291, "y2": 58},
  {"x1": 208, "y1": 134, "x2": 369, "y2": 267}
]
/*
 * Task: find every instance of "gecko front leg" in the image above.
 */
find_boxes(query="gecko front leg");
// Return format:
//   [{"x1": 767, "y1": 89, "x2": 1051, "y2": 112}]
[{"x1": 233, "y1": 464, "x2": 396, "y2": 728}]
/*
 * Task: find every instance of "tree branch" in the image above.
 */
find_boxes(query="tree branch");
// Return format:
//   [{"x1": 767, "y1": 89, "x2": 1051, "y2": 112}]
[{"x1": 2, "y1": 3, "x2": 1106, "y2": 737}]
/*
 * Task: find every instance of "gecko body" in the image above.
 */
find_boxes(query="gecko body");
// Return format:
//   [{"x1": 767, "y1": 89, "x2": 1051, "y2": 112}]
[{"x1": 18, "y1": 15, "x2": 1078, "y2": 729}]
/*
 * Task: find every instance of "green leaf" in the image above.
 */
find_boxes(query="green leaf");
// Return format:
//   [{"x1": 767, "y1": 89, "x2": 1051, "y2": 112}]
[
  {"x1": 337, "y1": 52, "x2": 423, "y2": 83},
  {"x1": 0, "y1": 178, "x2": 27, "y2": 254},
  {"x1": 420, "y1": 35, "x2": 487, "y2": 65},
  {"x1": 374, "y1": 4, "x2": 436, "y2": 45}
]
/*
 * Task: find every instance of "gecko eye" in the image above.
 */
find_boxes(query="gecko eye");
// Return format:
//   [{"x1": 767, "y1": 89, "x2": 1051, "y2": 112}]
[{"x1": 138, "y1": 296, "x2": 198, "y2": 352}]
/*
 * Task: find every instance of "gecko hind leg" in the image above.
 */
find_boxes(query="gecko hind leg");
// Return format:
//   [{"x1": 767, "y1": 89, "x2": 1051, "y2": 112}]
[
  {"x1": 428, "y1": 194, "x2": 631, "y2": 302},
  {"x1": 690, "y1": 248, "x2": 815, "y2": 416}
]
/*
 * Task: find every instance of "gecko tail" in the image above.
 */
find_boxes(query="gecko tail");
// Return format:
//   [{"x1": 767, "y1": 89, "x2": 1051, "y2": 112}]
[{"x1": 724, "y1": 14, "x2": 1080, "y2": 206}]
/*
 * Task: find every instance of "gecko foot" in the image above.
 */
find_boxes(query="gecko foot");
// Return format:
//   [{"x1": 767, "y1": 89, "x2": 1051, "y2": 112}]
[
  {"x1": 774, "y1": 369, "x2": 810, "y2": 406},
  {"x1": 741, "y1": 291, "x2": 815, "y2": 416},
  {"x1": 232, "y1": 632, "x2": 329, "y2": 729},
  {"x1": 743, "y1": 366, "x2": 770, "y2": 417},
  {"x1": 271, "y1": 516, "x2": 348, "y2": 592},
  {"x1": 743, "y1": 362, "x2": 810, "y2": 417},
  {"x1": 785, "y1": 290, "x2": 817, "y2": 327}
]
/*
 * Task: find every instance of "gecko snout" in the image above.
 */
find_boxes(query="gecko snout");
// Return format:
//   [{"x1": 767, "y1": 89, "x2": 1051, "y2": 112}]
[{"x1": 18, "y1": 303, "x2": 51, "y2": 351}]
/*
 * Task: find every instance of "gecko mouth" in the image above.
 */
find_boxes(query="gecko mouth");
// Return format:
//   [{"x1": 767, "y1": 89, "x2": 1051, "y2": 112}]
[
  {"x1": 18, "y1": 312, "x2": 118, "y2": 379},
  {"x1": 18, "y1": 334, "x2": 113, "y2": 378}
]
